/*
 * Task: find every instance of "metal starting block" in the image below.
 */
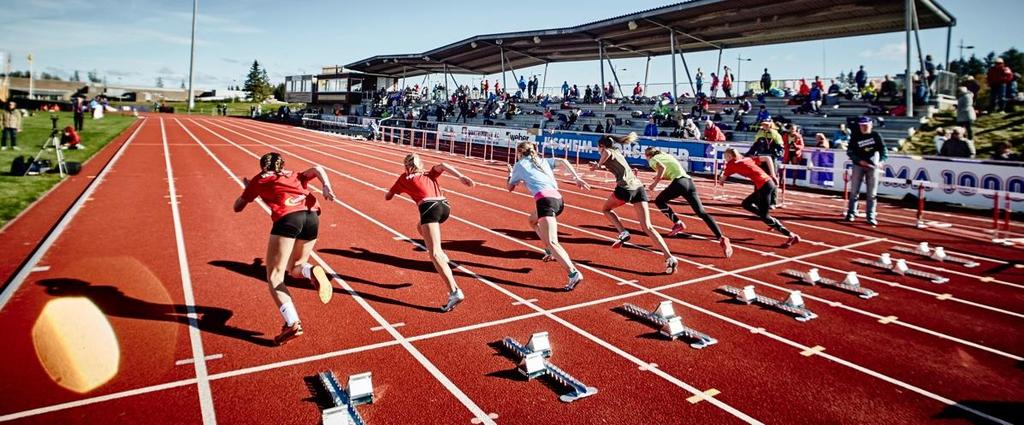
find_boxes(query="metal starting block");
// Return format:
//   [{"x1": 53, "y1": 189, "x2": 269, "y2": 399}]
[
  {"x1": 853, "y1": 253, "x2": 950, "y2": 284},
  {"x1": 891, "y1": 242, "x2": 979, "y2": 268},
  {"x1": 319, "y1": 371, "x2": 373, "y2": 425},
  {"x1": 621, "y1": 301, "x2": 718, "y2": 349},
  {"x1": 782, "y1": 269, "x2": 878, "y2": 299},
  {"x1": 717, "y1": 285, "x2": 818, "y2": 322},
  {"x1": 499, "y1": 334, "x2": 598, "y2": 403}
]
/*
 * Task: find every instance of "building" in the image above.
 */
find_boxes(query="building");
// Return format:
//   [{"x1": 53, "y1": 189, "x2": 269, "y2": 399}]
[{"x1": 284, "y1": 66, "x2": 397, "y2": 114}]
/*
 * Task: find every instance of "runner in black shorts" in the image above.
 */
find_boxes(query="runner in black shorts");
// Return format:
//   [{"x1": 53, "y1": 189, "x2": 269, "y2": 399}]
[
  {"x1": 386, "y1": 153, "x2": 475, "y2": 312},
  {"x1": 593, "y1": 132, "x2": 679, "y2": 274},
  {"x1": 234, "y1": 152, "x2": 335, "y2": 345},
  {"x1": 535, "y1": 196, "x2": 564, "y2": 217}
]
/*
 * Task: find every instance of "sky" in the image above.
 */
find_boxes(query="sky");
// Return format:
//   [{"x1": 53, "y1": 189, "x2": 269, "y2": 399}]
[{"x1": 1, "y1": 0, "x2": 1021, "y2": 91}]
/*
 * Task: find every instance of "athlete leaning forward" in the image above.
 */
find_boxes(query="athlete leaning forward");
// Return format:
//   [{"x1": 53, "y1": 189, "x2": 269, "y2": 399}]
[
  {"x1": 234, "y1": 152, "x2": 335, "y2": 346},
  {"x1": 593, "y1": 132, "x2": 680, "y2": 274},
  {"x1": 643, "y1": 147, "x2": 733, "y2": 258},
  {"x1": 718, "y1": 147, "x2": 800, "y2": 247},
  {"x1": 386, "y1": 153, "x2": 475, "y2": 312},
  {"x1": 507, "y1": 141, "x2": 592, "y2": 290}
]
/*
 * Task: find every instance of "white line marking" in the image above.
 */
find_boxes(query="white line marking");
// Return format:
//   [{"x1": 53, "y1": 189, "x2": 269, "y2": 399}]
[
  {"x1": 0, "y1": 120, "x2": 146, "y2": 311},
  {"x1": 511, "y1": 298, "x2": 538, "y2": 306},
  {"x1": 160, "y1": 118, "x2": 217, "y2": 424},
  {"x1": 29, "y1": 266, "x2": 50, "y2": 273},
  {"x1": 175, "y1": 354, "x2": 224, "y2": 366},
  {"x1": 0, "y1": 379, "x2": 198, "y2": 422},
  {"x1": 370, "y1": 322, "x2": 405, "y2": 331}
]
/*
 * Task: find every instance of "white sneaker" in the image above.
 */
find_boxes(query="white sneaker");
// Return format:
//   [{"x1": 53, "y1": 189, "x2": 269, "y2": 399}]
[
  {"x1": 11, "y1": 146, "x2": 19, "y2": 150},
  {"x1": 665, "y1": 257, "x2": 679, "y2": 274},
  {"x1": 564, "y1": 270, "x2": 583, "y2": 291},
  {"x1": 611, "y1": 231, "x2": 631, "y2": 249},
  {"x1": 0, "y1": 146, "x2": 7, "y2": 150},
  {"x1": 441, "y1": 289, "x2": 465, "y2": 312}
]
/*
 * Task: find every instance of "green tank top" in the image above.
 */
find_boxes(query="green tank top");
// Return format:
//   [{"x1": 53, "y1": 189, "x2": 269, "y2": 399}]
[
  {"x1": 604, "y1": 149, "x2": 642, "y2": 189},
  {"x1": 648, "y1": 153, "x2": 689, "y2": 181}
]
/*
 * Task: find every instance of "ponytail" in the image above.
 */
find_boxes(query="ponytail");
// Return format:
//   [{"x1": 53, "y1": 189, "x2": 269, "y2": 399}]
[
  {"x1": 259, "y1": 152, "x2": 284, "y2": 174},
  {"x1": 516, "y1": 141, "x2": 543, "y2": 169},
  {"x1": 598, "y1": 131, "x2": 638, "y2": 149}
]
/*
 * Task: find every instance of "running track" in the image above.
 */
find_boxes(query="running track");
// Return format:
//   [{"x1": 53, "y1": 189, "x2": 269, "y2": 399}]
[{"x1": 0, "y1": 116, "x2": 1020, "y2": 424}]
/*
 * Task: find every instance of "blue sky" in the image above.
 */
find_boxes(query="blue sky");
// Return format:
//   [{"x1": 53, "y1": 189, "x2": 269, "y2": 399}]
[{"x1": 1, "y1": 0, "x2": 1021, "y2": 90}]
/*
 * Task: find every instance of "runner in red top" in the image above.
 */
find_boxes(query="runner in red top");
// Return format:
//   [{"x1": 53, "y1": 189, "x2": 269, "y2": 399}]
[
  {"x1": 719, "y1": 148, "x2": 800, "y2": 247},
  {"x1": 386, "y1": 153, "x2": 475, "y2": 312},
  {"x1": 234, "y1": 152, "x2": 336, "y2": 345}
]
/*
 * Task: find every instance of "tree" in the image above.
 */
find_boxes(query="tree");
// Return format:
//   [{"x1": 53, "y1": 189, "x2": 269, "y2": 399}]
[
  {"x1": 156, "y1": 77, "x2": 164, "y2": 88},
  {"x1": 180, "y1": 79, "x2": 186, "y2": 89},
  {"x1": 999, "y1": 48, "x2": 1024, "y2": 77},
  {"x1": 244, "y1": 60, "x2": 273, "y2": 102},
  {"x1": 72, "y1": 70, "x2": 81, "y2": 82},
  {"x1": 273, "y1": 82, "x2": 286, "y2": 101},
  {"x1": 87, "y1": 71, "x2": 101, "y2": 83}
]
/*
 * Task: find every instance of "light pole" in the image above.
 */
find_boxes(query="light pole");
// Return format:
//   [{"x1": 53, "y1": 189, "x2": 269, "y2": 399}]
[
  {"x1": 736, "y1": 55, "x2": 751, "y2": 90},
  {"x1": 186, "y1": 0, "x2": 198, "y2": 113},
  {"x1": 957, "y1": 39, "x2": 974, "y2": 63}
]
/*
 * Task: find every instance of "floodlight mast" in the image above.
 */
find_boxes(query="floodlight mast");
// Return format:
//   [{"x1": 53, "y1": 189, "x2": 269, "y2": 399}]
[{"x1": 187, "y1": 0, "x2": 198, "y2": 113}]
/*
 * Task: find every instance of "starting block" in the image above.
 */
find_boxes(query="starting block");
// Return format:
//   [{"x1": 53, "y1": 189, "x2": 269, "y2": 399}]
[
  {"x1": 620, "y1": 301, "x2": 718, "y2": 349},
  {"x1": 891, "y1": 243, "x2": 979, "y2": 268},
  {"x1": 319, "y1": 371, "x2": 373, "y2": 425},
  {"x1": 499, "y1": 334, "x2": 598, "y2": 403},
  {"x1": 853, "y1": 255, "x2": 950, "y2": 284},
  {"x1": 781, "y1": 269, "x2": 878, "y2": 299},
  {"x1": 717, "y1": 285, "x2": 818, "y2": 322}
]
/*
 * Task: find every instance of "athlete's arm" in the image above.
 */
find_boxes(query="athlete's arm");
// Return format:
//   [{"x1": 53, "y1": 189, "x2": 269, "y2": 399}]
[
  {"x1": 436, "y1": 163, "x2": 475, "y2": 187},
  {"x1": 591, "y1": 150, "x2": 610, "y2": 170},
  {"x1": 556, "y1": 158, "x2": 590, "y2": 190},
  {"x1": 233, "y1": 197, "x2": 249, "y2": 212},
  {"x1": 506, "y1": 164, "x2": 519, "y2": 191},
  {"x1": 649, "y1": 163, "x2": 665, "y2": 191},
  {"x1": 302, "y1": 166, "x2": 335, "y2": 201}
]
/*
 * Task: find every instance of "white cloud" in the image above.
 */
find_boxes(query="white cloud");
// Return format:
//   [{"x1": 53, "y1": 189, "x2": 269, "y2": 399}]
[{"x1": 860, "y1": 43, "x2": 907, "y2": 61}]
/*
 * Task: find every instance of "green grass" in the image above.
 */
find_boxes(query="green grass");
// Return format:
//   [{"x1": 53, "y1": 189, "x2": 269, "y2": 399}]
[
  {"x1": 903, "y1": 108, "x2": 1024, "y2": 157},
  {"x1": 0, "y1": 111, "x2": 137, "y2": 227}
]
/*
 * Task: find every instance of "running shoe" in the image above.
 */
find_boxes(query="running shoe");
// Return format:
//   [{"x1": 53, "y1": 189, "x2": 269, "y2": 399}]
[
  {"x1": 564, "y1": 270, "x2": 583, "y2": 291},
  {"x1": 611, "y1": 231, "x2": 631, "y2": 249},
  {"x1": 274, "y1": 321, "x2": 303, "y2": 346},
  {"x1": 667, "y1": 221, "x2": 687, "y2": 237},
  {"x1": 541, "y1": 249, "x2": 555, "y2": 262},
  {"x1": 867, "y1": 219, "x2": 878, "y2": 227},
  {"x1": 782, "y1": 234, "x2": 801, "y2": 247},
  {"x1": 312, "y1": 265, "x2": 332, "y2": 304},
  {"x1": 844, "y1": 215, "x2": 855, "y2": 222},
  {"x1": 441, "y1": 289, "x2": 465, "y2": 312},
  {"x1": 665, "y1": 257, "x2": 679, "y2": 274},
  {"x1": 719, "y1": 237, "x2": 733, "y2": 258}
]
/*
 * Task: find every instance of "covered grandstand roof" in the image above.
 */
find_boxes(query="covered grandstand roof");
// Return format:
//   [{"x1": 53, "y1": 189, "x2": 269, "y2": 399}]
[{"x1": 346, "y1": 0, "x2": 954, "y2": 77}]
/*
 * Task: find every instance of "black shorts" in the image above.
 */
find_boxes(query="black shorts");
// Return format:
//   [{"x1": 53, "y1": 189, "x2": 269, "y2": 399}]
[
  {"x1": 271, "y1": 210, "x2": 320, "y2": 240},
  {"x1": 613, "y1": 186, "x2": 648, "y2": 204},
  {"x1": 418, "y1": 199, "x2": 451, "y2": 225},
  {"x1": 535, "y1": 197, "x2": 564, "y2": 217}
]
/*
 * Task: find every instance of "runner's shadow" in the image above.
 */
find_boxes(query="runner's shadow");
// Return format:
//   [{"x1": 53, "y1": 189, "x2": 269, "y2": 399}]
[
  {"x1": 320, "y1": 247, "x2": 532, "y2": 276},
  {"x1": 208, "y1": 259, "x2": 412, "y2": 291},
  {"x1": 934, "y1": 400, "x2": 1022, "y2": 424},
  {"x1": 484, "y1": 341, "x2": 577, "y2": 396},
  {"x1": 576, "y1": 259, "x2": 662, "y2": 277},
  {"x1": 490, "y1": 228, "x2": 571, "y2": 241},
  {"x1": 36, "y1": 278, "x2": 275, "y2": 347}
]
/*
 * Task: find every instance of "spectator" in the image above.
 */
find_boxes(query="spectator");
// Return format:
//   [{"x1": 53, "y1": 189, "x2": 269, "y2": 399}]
[
  {"x1": 710, "y1": 72, "x2": 720, "y2": 98},
  {"x1": 855, "y1": 65, "x2": 867, "y2": 92},
  {"x1": 845, "y1": 116, "x2": 887, "y2": 225},
  {"x1": 925, "y1": 54, "x2": 937, "y2": 87},
  {"x1": 808, "y1": 84, "x2": 823, "y2": 113},
  {"x1": 494, "y1": 79, "x2": 502, "y2": 95},
  {"x1": 813, "y1": 133, "x2": 830, "y2": 149},
  {"x1": 679, "y1": 118, "x2": 700, "y2": 139},
  {"x1": 518, "y1": 75, "x2": 527, "y2": 94},
  {"x1": 987, "y1": 57, "x2": 1013, "y2": 112},
  {"x1": 963, "y1": 75, "x2": 980, "y2": 97},
  {"x1": 914, "y1": 75, "x2": 929, "y2": 104},
  {"x1": 722, "y1": 66, "x2": 734, "y2": 98},
  {"x1": 593, "y1": 84, "x2": 602, "y2": 102},
  {"x1": 1, "y1": 101, "x2": 22, "y2": 150},
  {"x1": 992, "y1": 141, "x2": 1020, "y2": 161},
  {"x1": 570, "y1": 84, "x2": 579, "y2": 99},
  {"x1": 938, "y1": 128, "x2": 973, "y2": 158},
  {"x1": 760, "y1": 68, "x2": 771, "y2": 93},
  {"x1": 861, "y1": 83, "x2": 877, "y2": 101},
  {"x1": 72, "y1": 97, "x2": 86, "y2": 131},
  {"x1": 812, "y1": 76, "x2": 824, "y2": 91},
  {"x1": 704, "y1": 120, "x2": 726, "y2": 142},
  {"x1": 644, "y1": 116, "x2": 659, "y2": 137},
  {"x1": 755, "y1": 105, "x2": 771, "y2": 123},
  {"x1": 879, "y1": 75, "x2": 898, "y2": 98},
  {"x1": 605, "y1": 118, "x2": 616, "y2": 134},
  {"x1": 482, "y1": 79, "x2": 489, "y2": 96},
  {"x1": 561, "y1": 81, "x2": 570, "y2": 98},
  {"x1": 584, "y1": 85, "x2": 593, "y2": 103},
  {"x1": 797, "y1": 79, "x2": 811, "y2": 97},
  {"x1": 695, "y1": 68, "x2": 704, "y2": 94},
  {"x1": 633, "y1": 82, "x2": 643, "y2": 100},
  {"x1": 827, "y1": 79, "x2": 841, "y2": 94},
  {"x1": 60, "y1": 126, "x2": 83, "y2": 150},
  {"x1": 605, "y1": 82, "x2": 616, "y2": 100},
  {"x1": 956, "y1": 86, "x2": 977, "y2": 139},
  {"x1": 932, "y1": 128, "x2": 948, "y2": 153},
  {"x1": 736, "y1": 96, "x2": 753, "y2": 118},
  {"x1": 1011, "y1": 73, "x2": 1021, "y2": 100},
  {"x1": 782, "y1": 125, "x2": 805, "y2": 165}
]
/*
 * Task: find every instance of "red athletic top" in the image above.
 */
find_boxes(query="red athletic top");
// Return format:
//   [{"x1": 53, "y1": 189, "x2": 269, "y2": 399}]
[
  {"x1": 241, "y1": 170, "x2": 319, "y2": 222},
  {"x1": 388, "y1": 168, "x2": 444, "y2": 204},
  {"x1": 723, "y1": 157, "x2": 772, "y2": 189}
]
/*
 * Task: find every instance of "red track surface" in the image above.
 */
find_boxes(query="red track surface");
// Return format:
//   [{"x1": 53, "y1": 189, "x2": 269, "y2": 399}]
[{"x1": 0, "y1": 116, "x2": 1021, "y2": 424}]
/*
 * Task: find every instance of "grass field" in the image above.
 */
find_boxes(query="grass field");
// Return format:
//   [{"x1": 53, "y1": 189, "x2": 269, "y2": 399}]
[
  {"x1": 0, "y1": 111, "x2": 136, "y2": 227},
  {"x1": 904, "y1": 108, "x2": 1024, "y2": 157}
]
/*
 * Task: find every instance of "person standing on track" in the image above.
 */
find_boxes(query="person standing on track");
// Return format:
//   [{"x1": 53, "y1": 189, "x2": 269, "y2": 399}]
[
  {"x1": 644, "y1": 147, "x2": 733, "y2": 258},
  {"x1": 719, "y1": 148, "x2": 800, "y2": 247},
  {"x1": 844, "y1": 116, "x2": 887, "y2": 226},
  {"x1": 234, "y1": 153, "x2": 335, "y2": 346},
  {"x1": 507, "y1": 141, "x2": 591, "y2": 290},
  {"x1": 386, "y1": 153, "x2": 475, "y2": 312},
  {"x1": 593, "y1": 133, "x2": 680, "y2": 274}
]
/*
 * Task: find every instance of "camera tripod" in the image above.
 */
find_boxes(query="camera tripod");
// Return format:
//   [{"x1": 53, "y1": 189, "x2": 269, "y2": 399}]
[{"x1": 23, "y1": 115, "x2": 67, "y2": 177}]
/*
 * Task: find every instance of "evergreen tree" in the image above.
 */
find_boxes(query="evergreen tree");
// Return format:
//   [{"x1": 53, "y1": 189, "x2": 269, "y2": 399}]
[
  {"x1": 156, "y1": 77, "x2": 164, "y2": 88},
  {"x1": 87, "y1": 71, "x2": 101, "y2": 83},
  {"x1": 180, "y1": 79, "x2": 186, "y2": 89},
  {"x1": 72, "y1": 70, "x2": 81, "y2": 82},
  {"x1": 273, "y1": 82, "x2": 285, "y2": 101},
  {"x1": 244, "y1": 60, "x2": 273, "y2": 102}
]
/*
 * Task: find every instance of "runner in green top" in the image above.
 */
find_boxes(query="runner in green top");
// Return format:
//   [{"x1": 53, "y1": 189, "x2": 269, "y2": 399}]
[
  {"x1": 592, "y1": 132, "x2": 679, "y2": 274},
  {"x1": 645, "y1": 147, "x2": 732, "y2": 258}
]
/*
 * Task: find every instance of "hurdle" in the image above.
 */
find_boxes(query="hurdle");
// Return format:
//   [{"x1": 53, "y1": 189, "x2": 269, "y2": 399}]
[
  {"x1": 890, "y1": 242, "x2": 979, "y2": 268},
  {"x1": 852, "y1": 253, "x2": 949, "y2": 284},
  {"x1": 717, "y1": 285, "x2": 818, "y2": 322},
  {"x1": 620, "y1": 301, "x2": 718, "y2": 349},
  {"x1": 318, "y1": 370, "x2": 374, "y2": 425},
  {"x1": 499, "y1": 333, "x2": 598, "y2": 403},
  {"x1": 781, "y1": 268, "x2": 878, "y2": 299}
]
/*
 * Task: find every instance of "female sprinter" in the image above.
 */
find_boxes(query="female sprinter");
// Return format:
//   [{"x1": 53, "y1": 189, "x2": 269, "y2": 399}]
[
  {"x1": 593, "y1": 133, "x2": 679, "y2": 274},
  {"x1": 507, "y1": 141, "x2": 591, "y2": 290},
  {"x1": 385, "y1": 153, "x2": 475, "y2": 312},
  {"x1": 234, "y1": 152, "x2": 335, "y2": 346},
  {"x1": 719, "y1": 147, "x2": 800, "y2": 247},
  {"x1": 644, "y1": 147, "x2": 733, "y2": 258}
]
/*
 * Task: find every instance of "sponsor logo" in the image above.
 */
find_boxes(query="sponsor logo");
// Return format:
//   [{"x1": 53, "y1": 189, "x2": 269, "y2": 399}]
[{"x1": 284, "y1": 194, "x2": 306, "y2": 207}]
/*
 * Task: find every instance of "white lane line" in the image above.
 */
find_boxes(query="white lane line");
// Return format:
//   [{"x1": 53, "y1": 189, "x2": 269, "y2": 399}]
[
  {"x1": 234, "y1": 120, "x2": 1017, "y2": 424},
  {"x1": 160, "y1": 118, "x2": 217, "y2": 424},
  {"x1": 178, "y1": 119, "x2": 497, "y2": 425},
  {"x1": 0, "y1": 378, "x2": 198, "y2": 422},
  {"x1": 512, "y1": 298, "x2": 538, "y2": 306},
  {"x1": 29, "y1": 266, "x2": 50, "y2": 273},
  {"x1": 370, "y1": 322, "x2": 405, "y2": 332},
  {"x1": 176, "y1": 354, "x2": 224, "y2": 366},
  {"x1": 199, "y1": 119, "x2": 763, "y2": 424},
  {"x1": 0, "y1": 119, "x2": 146, "y2": 311}
]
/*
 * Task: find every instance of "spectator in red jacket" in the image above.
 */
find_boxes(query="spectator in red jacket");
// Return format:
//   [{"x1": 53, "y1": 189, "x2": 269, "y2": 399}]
[
  {"x1": 782, "y1": 124, "x2": 805, "y2": 164},
  {"x1": 987, "y1": 57, "x2": 1014, "y2": 112},
  {"x1": 797, "y1": 79, "x2": 811, "y2": 97},
  {"x1": 703, "y1": 120, "x2": 726, "y2": 142},
  {"x1": 60, "y1": 126, "x2": 82, "y2": 150}
]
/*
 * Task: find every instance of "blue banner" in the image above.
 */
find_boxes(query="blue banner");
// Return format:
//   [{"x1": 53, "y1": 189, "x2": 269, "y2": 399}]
[{"x1": 536, "y1": 131, "x2": 717, "y2": 173}]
